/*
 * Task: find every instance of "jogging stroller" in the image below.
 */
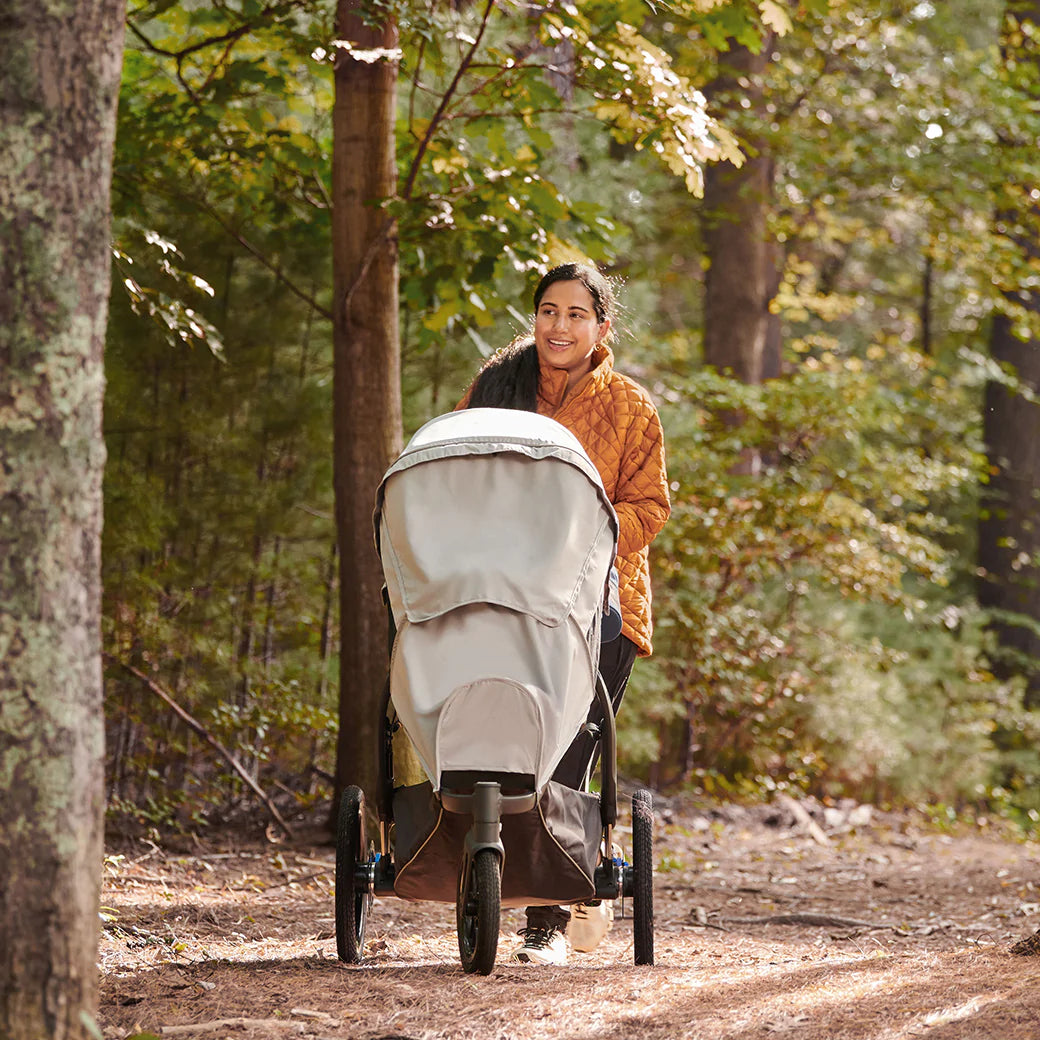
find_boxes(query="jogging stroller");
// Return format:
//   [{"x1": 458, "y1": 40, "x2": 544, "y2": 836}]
[{"x1": 334, "y1": 407, "x2": 655, "y2": 974}]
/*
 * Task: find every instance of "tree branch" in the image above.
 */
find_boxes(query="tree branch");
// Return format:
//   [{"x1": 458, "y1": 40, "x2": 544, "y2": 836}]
[
  {"x1": 200, "y1": 203, "x2": 334, "y2": 322},
  {"x1": 342, "y1": 217, "x2": 396, "y2": 329},
  {"x1": 401, "y1": 0, "x2": 498, "y2": 201},
  {"x1": 126, "y1": 16, "x2": 253, "y2": 62},
  {"x1": 107, "y1": 655, "x2": 295, "y2": 840}
]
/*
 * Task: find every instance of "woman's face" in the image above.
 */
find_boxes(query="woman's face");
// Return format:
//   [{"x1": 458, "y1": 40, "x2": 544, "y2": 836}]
[{"x1": 533, "y1": 279, "x2": 610, "y2": 390}]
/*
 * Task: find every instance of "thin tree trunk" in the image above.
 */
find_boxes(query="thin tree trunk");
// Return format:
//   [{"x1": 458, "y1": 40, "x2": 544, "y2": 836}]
[
  {"x1": 262, "y1": 536, "x2": 281, "y2": 674},
  {"x1": 0, "y1": 2, "x2": 124, "y2": 1035},
  {"x1": 331, "y1": 1, "x2": 403, "y2": 817},
  {"x1": 700, "y1": 42, "x2": 779, "y2": 481},
  {"x1": 979, "y1": 314, "x2": 1040, "y2": 703},
  {"x1": 318, "y1": 542, "x2": 338, "y2": 705},
  {"x1": 920, "y1": 250, "x2": 934, "y2": 356},
  {"x1": 978, "y1": 0, "x2": 1040, "y2": 706},
  {"x1": 237, "y1": 530, "x2": 264, "y2": 704}
]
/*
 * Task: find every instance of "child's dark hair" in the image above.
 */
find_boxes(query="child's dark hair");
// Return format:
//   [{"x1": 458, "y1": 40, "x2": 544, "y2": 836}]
[{"x1": 467, "y1": 263, "x2": 615, "y2": 411}]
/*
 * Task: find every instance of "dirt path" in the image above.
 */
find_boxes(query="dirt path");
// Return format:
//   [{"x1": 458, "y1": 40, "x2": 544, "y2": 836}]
[{"x1": 98, "y1": 793, "x2": 1040, "y2": 1040}]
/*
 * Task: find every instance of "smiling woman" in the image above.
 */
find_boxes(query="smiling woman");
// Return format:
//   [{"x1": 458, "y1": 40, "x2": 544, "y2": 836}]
[
  {"x1": 533, "y1": 276, "x2": 612, "y2": 390},
  {"x1": 456, "y1": 261, "x2": 670, "y2": 966}
]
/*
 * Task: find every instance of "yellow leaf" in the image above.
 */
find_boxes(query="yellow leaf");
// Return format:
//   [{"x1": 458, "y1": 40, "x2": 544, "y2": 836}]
[
  {"x1": 432, "y1": 155, "x2": 468, "y2": 174},
  {"x1": 760, "y1": 0, "x2": 793, "y2": 35}
]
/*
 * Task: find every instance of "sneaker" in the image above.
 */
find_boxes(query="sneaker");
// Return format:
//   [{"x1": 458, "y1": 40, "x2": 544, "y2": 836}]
[
  {"x1": 569, "y1": 900, "x2": 614, "y2": 953},
  {"x1": 512, "y1": 925, "x2": 568, "y2": 965}
]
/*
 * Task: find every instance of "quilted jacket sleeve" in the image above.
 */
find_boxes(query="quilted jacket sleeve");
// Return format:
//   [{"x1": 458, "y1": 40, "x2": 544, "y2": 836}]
[{"x1": 613, "y1": 401, "x2": 670, "y2": 558}]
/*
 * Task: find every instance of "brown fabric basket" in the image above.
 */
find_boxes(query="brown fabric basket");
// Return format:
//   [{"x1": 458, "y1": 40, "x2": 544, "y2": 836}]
[{"x1": 391, "y1": 781, "x2": 601, "y2": 908}]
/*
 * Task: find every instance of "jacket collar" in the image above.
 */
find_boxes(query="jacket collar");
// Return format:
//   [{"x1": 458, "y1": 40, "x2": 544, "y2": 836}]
[{"x1": 538, "y1": 343, "x2": 614, "y2": 410}]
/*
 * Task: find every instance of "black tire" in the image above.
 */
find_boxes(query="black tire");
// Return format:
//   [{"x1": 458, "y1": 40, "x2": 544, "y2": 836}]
[
  {"x1": 457, "y1": 848, "x2": 501, "y2": 975},
  {"x1": 335, "y1": 785, "x2": 370, "y2": 963},
  {"x1": 632, "y1": 789, "x2": 654, "y2": 966}
]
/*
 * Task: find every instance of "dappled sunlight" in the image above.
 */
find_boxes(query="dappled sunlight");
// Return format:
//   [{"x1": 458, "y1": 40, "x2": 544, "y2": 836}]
[{"x1": 99, "y1": 799, "x2": 1040, "y2": 1040}]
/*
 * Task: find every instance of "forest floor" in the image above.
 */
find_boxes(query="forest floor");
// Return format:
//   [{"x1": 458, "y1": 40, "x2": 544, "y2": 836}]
[{"x1": 98, "y1": 787, "x2": 1040, "y2": 1040}]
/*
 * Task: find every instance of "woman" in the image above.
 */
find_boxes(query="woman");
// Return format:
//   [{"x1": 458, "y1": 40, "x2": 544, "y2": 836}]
[{"x1": 458, "y1": 262, "x2": 670, "y2": 965}]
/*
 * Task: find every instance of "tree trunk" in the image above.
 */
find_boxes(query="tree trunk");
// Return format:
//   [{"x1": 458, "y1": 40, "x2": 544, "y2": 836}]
[
  {"x1": 978, "y1": 0, "x2": 1040, "y2": 706},
  {"x1": 979, "y1": 311, "x2": 1040, "y2": 706},
  {"x1": 0, "y1": 2, "x2": 124, "y2": 1036},
  {"x1": 331, "y1": 1, "x2": 402, "y2": 814},
  {"x1": 702, "y1": 42, "x2": 777, "y2": 385}
]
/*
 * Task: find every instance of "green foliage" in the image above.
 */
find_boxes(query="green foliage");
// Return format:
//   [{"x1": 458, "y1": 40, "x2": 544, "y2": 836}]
[
  {"x1": 102, "y1": 0, "x2": 1040, "y2": 830},
  {"x1": 105, "y1": 2, "x2": 339, "y2": 820},
  {"x1": 388, "y1": 0, "x2": 748, "y2": 423},
  {"x1": 622, "y1": 348, "x2": 1036, "y2": 812}
]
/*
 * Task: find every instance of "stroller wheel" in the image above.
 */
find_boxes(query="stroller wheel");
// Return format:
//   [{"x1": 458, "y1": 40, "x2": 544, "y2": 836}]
[
  {"x1": 456, "y1": 848, "x2": 501, "y2": 975},
  {"x1": 632, "y1": 789, "x2": 654, "y2": 966},
  {"x1": 335, "y1": 785, "x2": 372, "y2": 963}
]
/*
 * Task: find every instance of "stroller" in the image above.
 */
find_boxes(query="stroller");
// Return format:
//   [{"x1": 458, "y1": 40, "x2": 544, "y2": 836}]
[{"x1": 334, "y1": 407, "x2": 655, "y2": 974}]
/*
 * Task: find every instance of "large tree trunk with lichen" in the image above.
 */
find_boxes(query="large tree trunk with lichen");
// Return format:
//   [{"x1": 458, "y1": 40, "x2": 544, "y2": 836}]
[
  {"x1": 977, "y1": 0, "x2": 1040, "y2": 707},
  {"x1": 330, "y1": 0, "x2": 403, "y2": 812},
  {"x1": 0, "y1": 2, "x2": 124, "y2": 1036}
]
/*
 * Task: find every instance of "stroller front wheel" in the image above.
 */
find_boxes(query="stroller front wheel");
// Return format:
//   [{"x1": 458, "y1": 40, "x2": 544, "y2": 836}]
[
  {"x1": 335, "y1": 785, "x2": 372, "y2": 963},
  {"x1": 457, "y1": 848, "x2": 501, "y2": 975},
  {"x1": 632, "y1": 789, "x2": 655, "y2": 966}
]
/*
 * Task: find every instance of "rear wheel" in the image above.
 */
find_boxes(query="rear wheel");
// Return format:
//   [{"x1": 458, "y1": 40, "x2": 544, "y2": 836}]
[
  {"x1": 335, "y1": 785, "x2": 371, "y2": 963},
  {"x1": 632, "y1": 789, "x2": 654, "y2": 966},
  {"x1": 457, "y1": 848, "x2": 501, "y2": 975}
]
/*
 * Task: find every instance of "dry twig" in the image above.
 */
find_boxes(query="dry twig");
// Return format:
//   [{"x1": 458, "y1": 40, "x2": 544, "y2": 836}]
[
  {"x1": 108, "y1": 656, "x2": 294, "y2": 839},
  {"x1": 161, "y1": 1019, "x2": 302, "y2": 1036}
]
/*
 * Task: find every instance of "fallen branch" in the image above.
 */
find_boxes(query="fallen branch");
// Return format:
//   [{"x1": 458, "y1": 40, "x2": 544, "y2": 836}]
[
  {"x1": 775, "y1": 792, "x2": 831, "y2": 846},
  {"x1": 265, "y1": 869, "x2": 330, "y2": 891},
  {"x1": 161, "y1": 1019, "x2": 302, "y2": 1036},
  {"x1": 290, "y1": 1009, "x2": 340, "y2": 1023},
  {"x1": 108, "y1": 656, "x2": 294, "y2": 840},
  {"x1": 719, "y1": 913, "x2": 884, "y2": 929}
]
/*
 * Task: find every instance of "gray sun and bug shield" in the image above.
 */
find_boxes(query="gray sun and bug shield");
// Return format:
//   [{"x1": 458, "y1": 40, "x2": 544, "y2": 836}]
[{"x1": 373, "y1": 408, "x2": 620, "y2": 907}]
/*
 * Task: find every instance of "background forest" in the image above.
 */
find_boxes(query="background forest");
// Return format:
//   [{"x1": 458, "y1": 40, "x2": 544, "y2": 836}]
[{"x1": 103, "y1": 0, "x2": 1040, "y2": 836}]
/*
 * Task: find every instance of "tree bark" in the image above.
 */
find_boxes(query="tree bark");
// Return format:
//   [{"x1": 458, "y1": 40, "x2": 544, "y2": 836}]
[
  {"x1": 331, "y1": 1, "x2": 402, "y2": 813},
  {"x1": 0, "y1": 1, "x2": 124, "y2": 1036},
  {"x1": 702, "y1": 42, "x2": 777, "y2": 385},
  {"x1": 979, "y1": 315, "x2": 1040, "y2": 706},
  {"x1": 978, "y1": 0, "x2": 1040, "y2": 706}
]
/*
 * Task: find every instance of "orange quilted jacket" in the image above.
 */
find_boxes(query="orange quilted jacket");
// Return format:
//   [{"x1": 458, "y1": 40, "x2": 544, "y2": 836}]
[{"x1": 459, "y1": 344, "x2": 670, "y2": 656}]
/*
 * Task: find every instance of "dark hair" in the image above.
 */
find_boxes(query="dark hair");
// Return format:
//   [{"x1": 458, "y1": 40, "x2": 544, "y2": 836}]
[
  {"x1": 467, "y1": 263, "x2": 616, "y2": 412},
  {"x1": 533, "y1": 262, "x2": 617, "y2": 326},
  {"x1": 466, "y1": 336, "x2": 540, "y2": 411}
]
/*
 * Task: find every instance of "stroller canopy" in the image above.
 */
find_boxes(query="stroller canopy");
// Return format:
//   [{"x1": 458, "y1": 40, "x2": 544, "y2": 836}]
[
  {"x1": 374, "y1": 408, "x2": 618, "y2": 630},
  {"x1": 373, "y1": 409, "x2": 619, "y2": 792}
]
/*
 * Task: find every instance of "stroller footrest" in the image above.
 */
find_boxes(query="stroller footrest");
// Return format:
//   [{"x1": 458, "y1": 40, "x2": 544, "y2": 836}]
[{"x1": 439, "y1": 771, "x2": 537, "y2": 817}]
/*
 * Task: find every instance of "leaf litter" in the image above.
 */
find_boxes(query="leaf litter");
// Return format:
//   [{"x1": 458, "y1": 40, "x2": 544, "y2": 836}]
[{"x1": 99, "y1": 791, "x2": 1040, "y2": 1040}]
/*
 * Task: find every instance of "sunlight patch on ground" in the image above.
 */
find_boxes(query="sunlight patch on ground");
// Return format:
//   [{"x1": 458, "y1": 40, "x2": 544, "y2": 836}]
[{"x1": 920, "y1": 994, "x2": 999, "y2": 1025}]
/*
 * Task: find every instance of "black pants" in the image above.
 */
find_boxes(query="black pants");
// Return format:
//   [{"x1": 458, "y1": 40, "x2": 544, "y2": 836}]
[{"x1": 526, "y1": 635, "x2": 639, "y2": 931}]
